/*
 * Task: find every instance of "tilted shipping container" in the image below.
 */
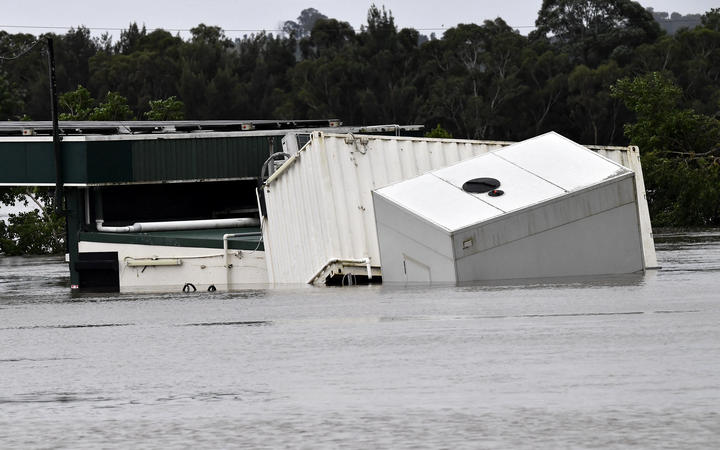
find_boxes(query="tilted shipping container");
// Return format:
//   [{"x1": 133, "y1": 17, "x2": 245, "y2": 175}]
[{"x1": 260, "y1": 132, "x2": 657, "y2": 284}]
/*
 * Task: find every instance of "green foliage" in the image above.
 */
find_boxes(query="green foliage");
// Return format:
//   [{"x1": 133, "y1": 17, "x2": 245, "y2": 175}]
[
  {"x1": 301, "y1": 18, "x2": 355, "y2": 57},
  {"x1": 702, "y1": 8, "x2": 720, "y2": 31},
  {"x1": 425, "y1": 124, "x2": 453, "y2": 138},
  {"x1": 611, "y1": 72, "x2": 720, "y2": 157},
  {"x1": 58, "y1": 86, "x2": 134, "y2": 120},
  {"x1": 0, "y1": 210, "x2": 65, "y2": 255},
  {"x1": 0, "y1": 187, "x2": 64, "y2": 255},
  {"x1": 145, "y1": 96, "x2": 184, "y2": 120},
  {"x1": 115, "y1": 23, "x2": 146, "y2": 54},
  {"x1": 283, "y1": 8, "x2": 328, "y2": 39},
  {"x1": 88, "y1": 91, "x2": 134, "y2": 120},
  {"x1": 6, "y1": 4, "x2": 712, "y2": 140},
  {"x1": 422, "y1": 19, "x2": 527, "y2": 140},
  {"x1": 1, "y1": 4, "x2": 720, "y2": 231},
  {"x1": 567, "y1": 61, "x2": 625, "y2": 144},
  {"x1": 59, "y1": 85, "x2": 95, "y2": 120},
  {"x1": 640, "y1": 154, "x2": 720, "y2": 226},
  {"x1": 612, "y1": 72, "x2": 720, "y2": 225},
  {"x1": 0, "y1": 70, "x2": 25, "y2": 120},
  {"x1": 534, "y1": 0, "x2": 661, "y2": 66}
]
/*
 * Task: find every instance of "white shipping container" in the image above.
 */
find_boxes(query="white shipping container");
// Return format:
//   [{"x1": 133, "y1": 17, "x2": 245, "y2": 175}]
[
  {"x1": 260, "y1": 132, "x2": 656, "y2": 284},
  {"x1": 373, "y1": 133, "x2": 645, "y2": 283}
]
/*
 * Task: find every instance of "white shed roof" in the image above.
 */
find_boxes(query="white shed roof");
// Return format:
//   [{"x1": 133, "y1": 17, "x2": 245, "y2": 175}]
[
  {"x1": 374, "y1": 132, "x2": 630, "y2": 232},
  {"x1": 497, "y1": 132, "x2": 627, "y2": 191}
]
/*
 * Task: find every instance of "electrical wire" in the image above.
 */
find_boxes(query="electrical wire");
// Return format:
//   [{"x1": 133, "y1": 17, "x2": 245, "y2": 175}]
[
  {"x1": 0, "y1": 39, "x2": 42, "y2": 61},
  {"x1": 0, "y1": 15, "x2": 706, "y2": 35},
  {"x1": 0, "y1": 24, "x2": 534, "y2": 34}
]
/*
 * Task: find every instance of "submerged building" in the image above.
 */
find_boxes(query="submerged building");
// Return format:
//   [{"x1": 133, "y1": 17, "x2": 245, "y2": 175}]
[
  {"x1": 0, "y1": 121, "x2": 656, "y2": 291},
  {"x1": 0, "y1": 120, "x2": 420, "y2": 291}
]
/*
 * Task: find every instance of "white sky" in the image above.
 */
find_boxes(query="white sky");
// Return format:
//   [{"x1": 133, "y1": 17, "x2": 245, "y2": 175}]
[{"x1": 0, "y1": 0, "x2": 716, "y2": 40}]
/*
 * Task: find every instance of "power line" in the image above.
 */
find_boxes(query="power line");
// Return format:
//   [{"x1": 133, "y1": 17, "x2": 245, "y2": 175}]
[
  {"x1": 0, "y1": 23, "x2": 537, "y2": 34},
  {"x1": 0, "y1": 16, "x2": 704, "y2": 37},
  {"x1": 0, "y1": 24, "x2": 270, "y2": 32},
  {"x1": 0, "y1": 39, "x2": 42, "y2": 61}
]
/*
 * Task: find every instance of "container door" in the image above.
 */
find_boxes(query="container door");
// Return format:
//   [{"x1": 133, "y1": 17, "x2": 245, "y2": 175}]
[{"x1": 403, "y1": 255, "x2": 431, "y2": 283}]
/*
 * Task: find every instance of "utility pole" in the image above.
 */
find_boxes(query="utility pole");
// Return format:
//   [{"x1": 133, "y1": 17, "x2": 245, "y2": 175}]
[
  {"x1": 46, "y1": 37, "x2": 63, "y2": 215},
  {"x1": 47, "y1": 37, "x2": 72, "y2": 271}
]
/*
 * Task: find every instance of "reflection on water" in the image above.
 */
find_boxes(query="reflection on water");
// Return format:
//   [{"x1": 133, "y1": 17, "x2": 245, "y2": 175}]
[{"x1": 1, "y1": 231, "x2": 719, "y2": 448}]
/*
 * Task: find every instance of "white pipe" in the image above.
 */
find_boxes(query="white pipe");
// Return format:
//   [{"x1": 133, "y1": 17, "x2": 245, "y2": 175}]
[
  {"x1": 222, "y1": 232, "x2": 263, "y2": 268},
  {"x1": 96, "y1": 218, "x2": 260, "y2": 233},
  {"x1": 125, "y1": 253, "x2": 224, "y2": 261},
  {"x1": 223, "y1": 233, "x2": 232, "y2": 268},
  {"x1": 126, "y1": 258, "x2": 182, "y2": 267},
  {"x1": 264, "y1": 152, "x2": 299, "y2": 186},
  {"x1": 222, "y1": 232, "x2": 262, "y2": 288},
  {"x1": 84, "y1": 188, "x2": 90, "y2": 225}
]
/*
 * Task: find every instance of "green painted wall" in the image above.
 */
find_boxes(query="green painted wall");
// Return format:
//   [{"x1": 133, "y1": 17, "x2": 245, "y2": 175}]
[
  {"x1": 0, "y1": 135, "x2": 283, "y2": 185},
  {"x1": 0, "y1": 141, "x2": 86, "y2": 184}
]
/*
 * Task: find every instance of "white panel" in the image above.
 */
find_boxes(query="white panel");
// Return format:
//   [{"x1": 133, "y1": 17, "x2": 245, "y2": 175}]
[
  {"x1": 496, "y1": 132, "x2": 627, "y2": 191},
  {"x1": 451, "y1": 176, "x2": 637, "y2": 256},
  {"x1": 586, "y1": 146, "x2": 656, "y2": 268},
  {"x1": 376, "y1": 173, "x2": 503, "y2": 231},
  {"x1": 376, "y1": 133, "x2": 632, "y2": 235},
  {"x1": 454, "y1": 202, "x2": 644, "y2": 281},
  {"x1": 432, "y1": 153, "x2": 565, "y2": 213},
  {"x1": 374, "y1": 222, "x2": 457, "y2": 284},
  {"x1": 78, "y1": 241, "x2": 268, "y2": 293},
  {"x1": 372, "y1": 190, "x2": 456, "y2": 259},
  {"x1": 375, "y1": 178, "x2": 642, "y2": 283}
]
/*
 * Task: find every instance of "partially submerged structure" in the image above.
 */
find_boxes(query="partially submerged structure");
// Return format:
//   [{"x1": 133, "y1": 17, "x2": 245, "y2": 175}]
[
  {"x1": 372, "y1": 133, "x2": 645, "y2": 282},
  {"x1": 260, "y1": 132, "x2": 657, "y2": 285},
  {"x1": 0, "y1": 120, "x2": 420, "y2": 291},
  {"x1": 0, "y1": 121, "x2": 656, "y2": 291}
]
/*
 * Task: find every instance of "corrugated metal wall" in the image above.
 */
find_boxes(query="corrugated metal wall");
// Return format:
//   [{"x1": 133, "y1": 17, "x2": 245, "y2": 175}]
[
  {"x1": 0, "y1": 135, "x2": 283, "y2": 185},
  {"x1": 0, "y1": 140, "x2": 88, "y2": 184},
  {"x1": 131, "y1": 136, "x2": 278, "y2": 182},
  {"x1": 261, "y1": 133, "x2": 658, "y2": 284}
]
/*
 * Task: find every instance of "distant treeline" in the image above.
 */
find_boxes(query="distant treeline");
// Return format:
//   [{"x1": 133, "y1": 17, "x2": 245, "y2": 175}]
[
  {"x1": 648, "y1": 9, "x2": 703, "y2": 34},
  {"x1": 0, "y1": 0, "x2": 718, "y2": 231}
]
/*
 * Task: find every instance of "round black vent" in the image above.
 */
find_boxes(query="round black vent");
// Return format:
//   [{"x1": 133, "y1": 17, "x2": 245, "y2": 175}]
[{"x1": 462, "y1": 177, "x2": 500, "y2": 194}]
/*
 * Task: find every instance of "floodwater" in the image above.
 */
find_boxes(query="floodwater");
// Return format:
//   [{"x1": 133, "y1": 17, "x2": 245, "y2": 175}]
[{"x1": 1, "y1": 231, "x2": 719, "y2": 448}]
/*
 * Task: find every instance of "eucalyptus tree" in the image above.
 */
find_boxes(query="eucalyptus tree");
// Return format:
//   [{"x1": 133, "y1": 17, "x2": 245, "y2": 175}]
[
  {"x1": 231, "y1": 32, "x2": 297, "y2": 119},
  {"x1": 90, "y1": 27, "x2": 183, "y2": 116},
  {"x1": 283, "y1": 8, "x2": 328, "y2": 39},
  {"x1": 278, "y1": 19, "x2": 361, "y2": 122},
  {"x1": 515, "y1": 39, "x2": 571, "y2": 137},
  {"x1": 534, "y1": 0, "x2": 661, "y2": 67},
  {"x1": 566, "y1": 61, "x2": 625, "y2": 145},
  {"x1": 355, "y1": 5, "x2": 423, "y2": 124},
  {"x1": 422, "y1": 19, "x2": 527, "y2": 139}
]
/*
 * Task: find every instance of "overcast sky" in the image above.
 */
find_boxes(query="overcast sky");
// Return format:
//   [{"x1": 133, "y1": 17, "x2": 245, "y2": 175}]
[{"x1": 0, "y1": 0, "x2": 716, "y2": 40}]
